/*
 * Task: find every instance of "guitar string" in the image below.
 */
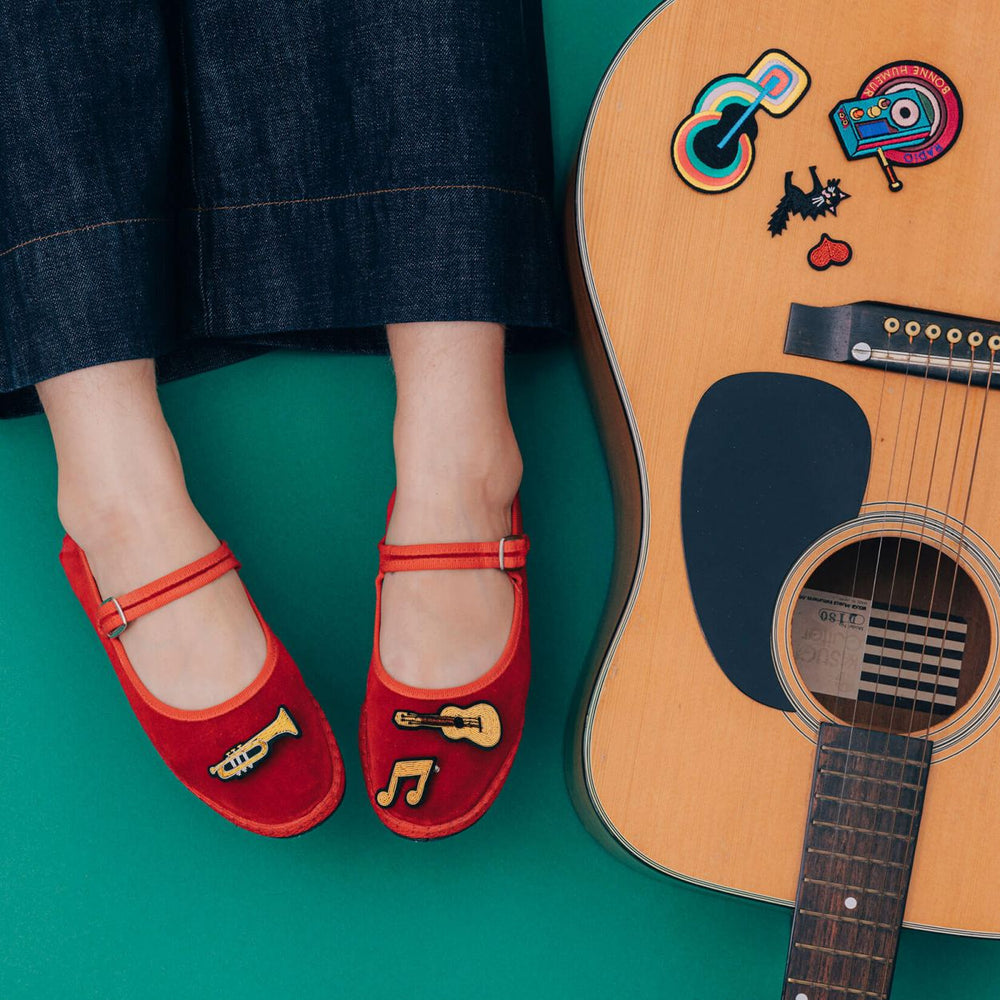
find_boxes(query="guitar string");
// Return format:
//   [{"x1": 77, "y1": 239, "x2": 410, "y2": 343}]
[
  {"x1": 882, "y1": 334, "x2": 947, "y2": 738},
  {"x1": 836, "y1": 328, "x2": 911, "y2": 753},
  {"x1": 787, "y1": 328, "x2": 979, "y2": 993},
  {"x1": 795, "y1": 324, "x2": 897, "y2": 999},
  {"x1": 790, "y1": 329, "x2": 982, "y2": 991},
  {"x1": 849, "y1": 332, "x2": 963, "y2": 996},
  {"x1": 886, "y1": 339, "x2": 974, "y2": 747},
  {"x1": 827, "y1": 327, "x2": 895, "y2": 762},
  {"x1": 872, "y1": 344, "x2": 995, "y2": 992},
  {"x1": 866, "y1": 332, "x2": 935, "y2": 735},
  {"x1": 908, "y1": 345, "x2": 996, "y2": 743},
  {"x1": 829, "y1": 330, "x2": 964, "y2": 995},
  {"x1": 815, "y1": 325, "x2": 918, "y2": 997},
  {"x1": 821, "y1": 338, "x2": 899, "y2": 883},
  {"x1": 836, "y1": 329, "x2": 937, "y2": 996},
  {"x1": 865, "y1": 338, "x2": 987, "y2": 996}
]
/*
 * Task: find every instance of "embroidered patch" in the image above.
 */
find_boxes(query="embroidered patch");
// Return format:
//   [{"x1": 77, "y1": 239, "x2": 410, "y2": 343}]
[
  {"x1": 672, "y1": 49, "x2": 811, "y2": 194},
  {"x1": 208, "y1": 706, "x2": 299, "y2": 780},
  {"x1": 808, "y1": 233, "x2": 854, "y2": 271},
  {"x1": 376, "y1": 758, "x2": 436, "y2": 808},
  {"x1": 768, "y1": 167, "x2": 850, "y2": 236},
  {"x1": 393, "y1": 702, "x2": 502, "y2": 750},
  {"x1": 830, "y1": 61, "x2": 963, "y2": 191}
]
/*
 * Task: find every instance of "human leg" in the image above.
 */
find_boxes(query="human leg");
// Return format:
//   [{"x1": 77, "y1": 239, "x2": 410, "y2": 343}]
[
  {"x1": 379, "y1": 321, "x2": 523, "y2": 689},
  {"x1": 37, "y1": 359, "x2": 265, "y2": 710}
]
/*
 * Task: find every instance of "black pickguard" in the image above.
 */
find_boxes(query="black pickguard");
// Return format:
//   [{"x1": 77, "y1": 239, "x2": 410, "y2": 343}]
[{"x1": 681, "y1": 373, "x2": 871, "y2": 710}]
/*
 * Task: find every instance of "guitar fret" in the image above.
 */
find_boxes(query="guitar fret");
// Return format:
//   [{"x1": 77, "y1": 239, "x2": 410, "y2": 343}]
[
  {"x1": 806, "y1": 847, "x2": 907, "y2": 868},
  {"x1": 814, "y1": 794, "x2": 918, "y2": 814},
  {"x1": 811, "y1": 820, "x2": 918, "y2": 842},
  {"x1": 818, "y1": 768, "x2": 923, "y2": 790},
  {"x1": 787, "y1": 978, "x2": 885, "y2": 998},
  {"x1": 799, "y1": 909, "x2": 897, "y2": 930},
  {"x1": 802, "y1": 877, "x2": 902, "y2": 898},
  {"x1": 819, "y1": 746, "x2": 927, "y2": 766},
  {"x1": 794, "y1": 941, "x2": 888, "y2": 961}
]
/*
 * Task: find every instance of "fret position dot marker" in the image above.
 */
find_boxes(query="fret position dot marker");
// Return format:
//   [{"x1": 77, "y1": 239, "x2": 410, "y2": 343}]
[
  {"x1": 845, "y1": 896, "x2": 858, "y2": 910},
  {"x1": 796, "y1": 993, "x2": 809, "y2": 1000}
]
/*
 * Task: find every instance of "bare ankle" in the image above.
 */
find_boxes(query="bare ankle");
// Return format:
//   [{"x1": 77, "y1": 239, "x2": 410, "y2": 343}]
[
  {"x1": 393, "y1": 411, "x2": 522, "y2": 497},
  {"x1": 389, "y1": 448, "x2": 522, "y2": 548},
  {"x1": 57, "y1": 470, "x2": 194, "y2": 546}
]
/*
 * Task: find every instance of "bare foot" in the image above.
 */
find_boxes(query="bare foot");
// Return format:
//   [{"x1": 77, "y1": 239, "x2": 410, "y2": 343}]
[
  {"x1": 62, "y1": 492, "x2": 266, "y2": 711},
  {"x1": 380, "y1": 320, "x2": 523, "y2": 691},
  {"x1": 379, "y1": 484, "x2": 518, "y2": 689},
  {"x1": 38, "y1": 361, "x2": 265, "y2": 712}
]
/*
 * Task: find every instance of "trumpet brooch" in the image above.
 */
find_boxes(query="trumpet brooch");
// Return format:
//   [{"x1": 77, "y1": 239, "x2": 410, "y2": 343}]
[{"x1": 208, "y1": 706, "x2": 300, "y2": 780}]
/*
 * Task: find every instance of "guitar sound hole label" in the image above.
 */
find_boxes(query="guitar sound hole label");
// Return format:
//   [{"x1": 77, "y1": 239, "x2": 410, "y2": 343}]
[
  {"x1": 791, "y1": 588, "x2": 967, "y2": 715},
  {"x1": 791, "y1": 589, "x2": 871, "y2": 699}
]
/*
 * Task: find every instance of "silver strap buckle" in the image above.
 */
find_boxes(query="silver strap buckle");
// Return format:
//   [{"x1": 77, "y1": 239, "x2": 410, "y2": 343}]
[
  {"x1": 498, "y1": 534, "x2": 525, "y2": 573},
  {"x1": 100, "y1": 597, "x2": 129, "y2": 639}
]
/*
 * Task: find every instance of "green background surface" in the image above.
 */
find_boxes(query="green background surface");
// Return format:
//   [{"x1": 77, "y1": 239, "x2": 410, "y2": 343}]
[{"x1": 2, "y1": 2, "x2": 996, "y2": 998}]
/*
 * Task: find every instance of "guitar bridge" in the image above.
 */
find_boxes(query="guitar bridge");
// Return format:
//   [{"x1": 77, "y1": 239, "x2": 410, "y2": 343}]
[{"x1": 784, "y1": 302, "x2": 1000, "y2": 387}]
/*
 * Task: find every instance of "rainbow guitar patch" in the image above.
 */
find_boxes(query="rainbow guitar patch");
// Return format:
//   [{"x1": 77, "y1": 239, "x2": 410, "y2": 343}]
[{"x1": 672, "y1": 49, "x2": 811, "y2": 194}]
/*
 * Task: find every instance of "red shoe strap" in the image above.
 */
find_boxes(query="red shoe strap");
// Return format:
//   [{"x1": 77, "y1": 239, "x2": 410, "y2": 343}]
[
  {"x1": 96, "y1": 543, "x2": 241, "y2": 639},
  {"x1": 379, "y1": 534, "x2": 529, "y2": 573}
]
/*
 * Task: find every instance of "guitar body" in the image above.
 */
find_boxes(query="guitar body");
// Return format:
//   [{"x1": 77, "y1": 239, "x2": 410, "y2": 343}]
[
  {"x1": 571, "y1": 0, "x2": 1000, "y2": 943},
  {"x1": 438, "y1": 703, "x2": 502, "y2": 747}
]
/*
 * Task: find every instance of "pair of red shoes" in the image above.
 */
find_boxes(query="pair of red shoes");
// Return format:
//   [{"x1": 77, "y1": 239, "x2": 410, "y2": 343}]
[{"x1": 60, "y1": 500, "x2": 529, "y2": 839}]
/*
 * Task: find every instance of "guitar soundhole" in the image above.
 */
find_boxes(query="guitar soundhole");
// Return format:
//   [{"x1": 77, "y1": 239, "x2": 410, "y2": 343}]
[{"x1": 790, "y1": 537, "x2": 990, "y2": 733}]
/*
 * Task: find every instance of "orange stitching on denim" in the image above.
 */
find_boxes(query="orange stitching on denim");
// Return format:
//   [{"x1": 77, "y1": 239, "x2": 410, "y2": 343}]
[
  {"x1": 192, "y1": 183, "x2": 547, "y2": 212},
  {"x1": 0, "y1": 217, "x2": 167, "y2": 259}
]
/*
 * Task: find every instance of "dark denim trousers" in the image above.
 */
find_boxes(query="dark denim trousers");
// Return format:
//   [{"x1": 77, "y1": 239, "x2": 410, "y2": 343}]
[{"x1": 0, "y1": 1, "x2": 569, "y2": 418}]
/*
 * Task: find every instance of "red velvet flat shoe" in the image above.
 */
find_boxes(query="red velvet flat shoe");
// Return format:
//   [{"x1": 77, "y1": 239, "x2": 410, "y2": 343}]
[
  {"x1": 359, "y1": 497, "x2": 530, "y2": 840},
  {"x1": 60, "y1": 537, "x2": 345, "y2": 837}
]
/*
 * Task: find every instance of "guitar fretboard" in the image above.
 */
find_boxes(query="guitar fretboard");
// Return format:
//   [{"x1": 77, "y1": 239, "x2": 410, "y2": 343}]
[{"x1": 783, "y1": 724, "x2": 932, "y2": 1000}]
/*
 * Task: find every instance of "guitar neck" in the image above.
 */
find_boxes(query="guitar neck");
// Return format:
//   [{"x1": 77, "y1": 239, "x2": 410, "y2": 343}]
[
  {"x1": 399, "y1": 714, "x2": 481, "y2": 731},
  {"x1": 783, "y1": 724, "x2": 932, "y2": 1000}
]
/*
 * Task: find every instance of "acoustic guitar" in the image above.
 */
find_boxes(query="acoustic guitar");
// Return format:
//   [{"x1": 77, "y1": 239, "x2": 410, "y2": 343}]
[{"x1": 568, "y1": 1, "x2": 1000, "y2": 997}]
